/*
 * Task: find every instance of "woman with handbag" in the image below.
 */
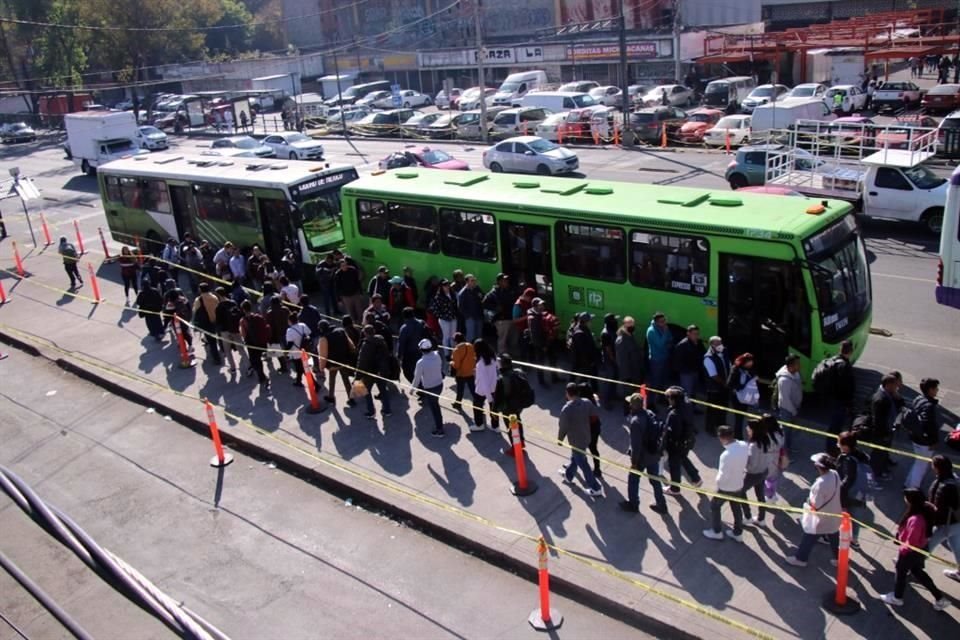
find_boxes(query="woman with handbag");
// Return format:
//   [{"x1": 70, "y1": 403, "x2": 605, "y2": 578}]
[
  {"x1": 881, "y1": 488, "x2": 951, "y2": 609},
  {"x1": 785, "y1": 453, "x2": 843, "y2": 567},
  {"x1": 727, "y1": 352, "x2": 760, "y2": 440}
]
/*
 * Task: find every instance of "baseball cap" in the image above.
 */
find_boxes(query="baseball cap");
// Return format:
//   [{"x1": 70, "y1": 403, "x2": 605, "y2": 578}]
[
  {"x1": 389, "y1": 276, "x2": 403, "y2": 285},
  {"x1": 378, "y1": 265, "x2": 389, "y2": 273},
  {"x1": 579, "y1": 312, "x2": 593, "y2": 322},
  {"x1": 418, "y1": 338, "x2": 433, "y2": 350}
]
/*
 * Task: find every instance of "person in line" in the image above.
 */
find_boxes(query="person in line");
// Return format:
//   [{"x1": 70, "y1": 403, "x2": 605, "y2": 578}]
[
  {"x1": 457, "y1": 274, "x2": 484, "y2": 343},
  {"x1": 483, "y1": 273, "x2": 516, "y2": 355},
  {"x1": 620, "y1": 392, "x2": 668, "y2": 514},
  {"x1": 511, "y1": 287, "x2": 536, "y2": 351},
  {"x1": 333, "y1": 258, "x2": 365, "y2": 323},
  {"x1": 906, "y1": 378, "x2": 941, "y2": 489},
  {"x1": 785, "y1": 453, "x2": 843, "y2": 567},
  {"x1": 215, "y1": 286, "x2": 247, "y2": 373},
  {"x1": 213, "y1": 241, "x2": 233, "y2": 281},
  {"x1": 429, "y1": 279, "x2": 459, "y2": 357},
  {"x1": 192, "y1": 282, "x2": 222, "y2": 366},
  {"x1": 134, "y1": 279, "x2": 164, "y2": 342},
  {"x1": 386, "y1": 276, "x2": 416, "y2": 334},
  {"x1": 397, "y1": 307, "x2": 427, "y2": 385},
  {"x1": 367, "y1": 265, "x2": 392, "y2": 301},
  {"x1": 492, "y1": 354, "x2": 531, "y2": 454},
  {"x1": 526, "y1": 297, "x2": 561, "y2": 385},
  {"x1": 278, "y1": 275, "x2": 299, "y2": 305},
  {"x1": 664, "y1": 386, "x2": 701, "y2": 495},
  {"x1": 356, "y1": 324, "x2": 392, "y2": 419},
  {"x1": 163, "y1": 286, "x2": 193, "y2": 351},
  {"x1": 599, "y1": 314, "x2": 619, "y2": 409},
  {"x1": 578, "y1": 381, "x2": 603, "y2": 479},
  {"x1": 285, "y1": 312, "x2": 311, "y2": 387},
  {"x1": 473, "y1": 338, "x2": 498, "y2": 430},
  {"x1": 703, "y1": 425, "x2": 749, "y2": 542},
  {"x1": 837, "y1": 431, "x2": 872, "y2": 549},
  {"x1": 450, "y1": 269, "x2": 467, "y2": 295},
  {"x1": 228, "y1": 245, "x2": 246, "y2": 286},
  {"x1": 58, "y1": 236, "x2": 83, "y2": 289},
  {"x1": 742, "y1": 418, "x2": 778, "y2": 526},
  {"x1": 727, "y1": 352, "x2": 760, "y2": 441},
  {"x1": 569, "y1": 313, "x2": 600, "y2": 391},
  {"x1": 762, "y1": 414, "x2": 788, "y2": 502},
  {"x1": 412, "y1": 339, "x2": 446, "y2": 438},
  {"x1": 363, "y1": 294, "x2": 391, "y2": 328},
  {"x1": 118, "y1": 246, "x2": 139, "y2": 303},
  {"x1": 867, "y1": 373, "x2": 900, "y2": 480},
  {"x1": 266, "y1": 296, "x2": 290, "y2": 373},
  {"x1": 927, "y1": 455, "x2": 960, "y2": 583},
  {"x1": 161, "y1": 238, "x2": 181, "y2": 288},
  {"x1": 702, "y1": 336, "x2": 729, "y2": 436},
  {"x1": 615, "y1": 316, "x2": 643, "y2": 413},
  {"x1": 820, "y1": 340, "x2": 856, "y2": 447},
  {"x1": 558, "y1": 383, "x2": 603, "y2": 497},
  {"x1": 239, "y1": 299, "x2": 269, "y2": 386},
  {"x1": 774, "y1": 354, "x2": 804, "y2": 453},
  {"x1": 881, "y1": 488, "x2": 951, "y2": 610},
  {"x1": 450, "y1": 333, "x2": 481, "y2": 431},
  {"x1": 319, "y1": 319, "x2": 357, "y2": 408},
  {"x1": 645, "y1": 312, "x2": 674, "y2": 398},
  {"x1": 314, "y1": 252, "x2": 338, "y2": 317},
  {"x1": 673, "y1": 324, "x2": 704, "y2": 406}
]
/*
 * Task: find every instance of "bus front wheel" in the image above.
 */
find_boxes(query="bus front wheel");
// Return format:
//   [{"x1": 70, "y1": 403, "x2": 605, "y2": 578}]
[{"x1": 920, "y1": 207, "x2": 944, "y2": 236}]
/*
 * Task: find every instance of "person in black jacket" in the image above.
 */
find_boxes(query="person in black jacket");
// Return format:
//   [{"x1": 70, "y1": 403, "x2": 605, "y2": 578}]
[
  {"x1": 134, "y1": 280, "x2": 165, "y2": 342},
  {"x1": 927, "y1": 455, "x2": 960, "y2": 582},
  {"x1": 482, "y1": 273, "x2": 515, "y2": 355},
  {"x1": 397, "y1": 307, "x2": 426, "y2": 384},
  {"x1": 215, "y1": 287, "x2": 247, "y2": 373},
  {"x1": 906, "y1": 378, "x2": 941, "y2": 489},
  {"x1": 356, "y1": 324, "x2": 392, "y2": 419},
  {"x1": 569, "y1": 313, "x2": 600, "y2": 392},
  {"x1": 673, "y1": 324, "x2": 705, "y2": 405},
  {"x1": 825, "y1": 340, "x2": 857, "y2": 442},
  {"x1": 866, "y1": 374, "x2": 899, "y2": 479},
  {"x1": 367, "y1": 265, "x2": 392, "y2": 301},
  {"x1": 836, "y1": 431, "x2": 871, "y2": 549},
  {"x1": 664, "y1": 386, "x2": 702, "y2": 495}
]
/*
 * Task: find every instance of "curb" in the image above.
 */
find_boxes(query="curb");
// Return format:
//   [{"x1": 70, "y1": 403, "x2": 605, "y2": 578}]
[{"x1": 0, "y1": 329, "x2": 700, "y2": 640}]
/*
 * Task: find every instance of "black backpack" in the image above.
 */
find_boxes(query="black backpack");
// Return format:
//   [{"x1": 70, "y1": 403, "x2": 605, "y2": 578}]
[
  {"x1": 812, "y1": 356, "x2": 843, "y2": 396},
  {"x1": 509, "y1": 370, "x2": 536, "y2": 410},
  {"x1": 901, "y1": 396, "x2": 925, "y2": 441}
]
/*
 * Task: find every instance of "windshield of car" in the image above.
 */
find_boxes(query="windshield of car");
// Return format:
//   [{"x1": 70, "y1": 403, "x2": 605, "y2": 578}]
[
  {"x1": 826, "y1": 89, "x2": 847, "y2": 98},
  {"x1": 805, "y1": 216, "x2": 871, "y2": 342},
  {"x1": 570, "y1": 94, "x2": 597, "y2": 108},
  {"x1": 498, "y1": 82, "x2": 520, "y2": 93},
  {"x1": 714, "y1": 116, "x2": 742, "y2": 128},
  {"x1": 903, "y1": 165, "x2": 947, "y2": 189},
  {"x1": 928, "y1": 84, "x2": 959, "y2": 95},
  {"x1": 232, "y1": 137, "x2": 258, "y2": 149},
  {"x1": 140, "y1": 126, "x2": 161, "y2": 135},
  {"x1": 293, "y1": 169, "x2": 359, "y2": 251},
  {"x1": 632, "y1": 112, "x2": 655, "y2": 123},
  {"x1": 881, "y1": 83, "x2": 909, "y2": 91},
  {"x1": 528, "y1": 138, "x2": 559, "y2": 153},
  {"x1": 422, "y1": 150, "x2": 452, "y2": 164},
  {"x1": 543, "y1": 112, "x2": 569, "y2": 125},
  {"x1": 705, "y1": 83, "x2": 728, "y2": 94},
  {"x1": 284, "y1": 133, "x2": 309, "y2": 143},
  {"x1": 751, "y1": 87, "x2": 774, "y2": 97},
  {"x1": 688, "y1": 113, "x2": 714, "y2": 123},
  {"x1": 791, "y1": 86, "x2": 815, "y2": 96}
]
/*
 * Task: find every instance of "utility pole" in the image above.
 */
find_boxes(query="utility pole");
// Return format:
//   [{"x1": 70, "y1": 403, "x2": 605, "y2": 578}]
[
  {"x1": 618, "y1": 0, "x2": 630, "y2": 118},
  {"x1": 475, "y1": 0, "x2": 487, "y2": 143},
  {"x1": 332, "y1": 46, "x2": 348, "y2": 136},
  {"x1": 673, "y1": 0, "x2": 682, "y2": 83}
]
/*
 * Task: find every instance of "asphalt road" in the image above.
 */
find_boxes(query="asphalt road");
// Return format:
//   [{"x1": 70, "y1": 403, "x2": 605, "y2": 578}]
[
  {"x1": 0, "y1": 132, "x2": 956, "y2": 422},
  {"x1": 0, "y1": 349, "x2": 647, "y2": 639}
]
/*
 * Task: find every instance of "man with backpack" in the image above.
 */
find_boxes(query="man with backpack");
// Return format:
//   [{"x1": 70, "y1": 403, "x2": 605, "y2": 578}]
[
  {"x1": 620, "y1": 392, "x2": 668, "y2": 514},
  {"x1": 865, "y1": 373, "x2": 900, "y2": 480},
  {"x1": 239, "y1": 299, "x2": 270, "y2": 386},
  {"x1": 215, "y1": 287, "x2": 247, "y2": 373},
  {"x1": 837, "y1": 430, "x2": 872, "y2": 549},
  {"x1": 813, "y1": 340, "x2": 856, "y2": 448},
  {"x1": 58, "y1": 236, "x2": 83, "y2": 289},
  {"x1": 492, "y1": 354, "x2": 535, "y2": 455},
  {"x1": 526, "y1": 298, "x2": 561, "y2": 386},
  {"x1": 397, "y1": 307, "x2": 427, "y2": 385},
  {"x1": 664, "y1": 386, "x2": 702, "y2": 495},
  {"x1": 457, "y1": 274, "x2": 484, "y2": 343},
  {"x1": 483, "y1": 273, "x2": 516, "y2": 355},
  {"x1": 356, "y1": 324, "x2": 392, "y2": 420},
  {"x1": 191, "y1": 282, "x2": 221, "y2": 366},
  {"x1": 569, "y1": 313, "x2": 600, "y2": 391},
  {"x1": 905, "y1": 378, "x2": 941, "y2": 489},
  {"x1": 558, "y1": 383, "x2": 603, "y2": 497}
]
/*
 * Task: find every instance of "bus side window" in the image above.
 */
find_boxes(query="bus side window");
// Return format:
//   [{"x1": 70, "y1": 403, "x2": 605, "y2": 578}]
[
  {"x1": 439, "y1": 208, "x2": 496, "y2": 262},
  {"x1": 143, "y1": 179, "x2": 170, "y2": 213},
  {"x1": 227, "y1": 189, "x2": 257, "y2": 226},
  {"x1": 106, "y1": 176, "x2": 123, "y2": 203},
  {"x1": 555, "y1": 222, "x2": 625, "y2": 282},
  {"x1": 119, "y1": 177, "x2": 141, "y2": 208},
  {"x1": 357, "y1": 199, "x2": 388, "y2": 238},
  {"x1": 629, "y1": 230, "x2": 709, "y2": 296},
  {"x1": 388, "y1": 201, "x2": 438, "y2": 254}
]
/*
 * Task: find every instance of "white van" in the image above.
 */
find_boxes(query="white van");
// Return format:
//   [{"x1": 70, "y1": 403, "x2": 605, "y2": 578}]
[
  {"x1": 702, "y1": 76, "x2": 756, "y2": 112},
  {"x1": 520, "y1": 91, "x2": 598, "y2": 112},
  {"x1": 749, "y1": 97, "x2": 835, "y2": 135},
  {"x1": 492, "y1": 70, "x2": 548, "y2": 107}
]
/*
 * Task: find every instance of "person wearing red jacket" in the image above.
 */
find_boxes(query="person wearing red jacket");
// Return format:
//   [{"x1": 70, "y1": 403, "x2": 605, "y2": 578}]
[
  {"x1": 881, "y1": 488, "x2": 950, "y2": 610},
  {"x1": 386, "y1": 276, "x2": 415, "y2": 332}
]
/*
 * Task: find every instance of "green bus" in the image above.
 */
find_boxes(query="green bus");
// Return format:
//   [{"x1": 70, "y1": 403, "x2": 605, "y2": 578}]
[
  {"x1": 97, "y1": 153, "x2": 358, "y2": 270},
  {"x1": 341, "y1": 169, "x2": 872, "y2": 381}
]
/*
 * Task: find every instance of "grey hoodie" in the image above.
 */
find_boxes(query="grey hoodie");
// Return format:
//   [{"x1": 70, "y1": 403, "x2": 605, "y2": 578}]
[{"x1": 775, "y1": 365, "x2": 803, "y2": 415}]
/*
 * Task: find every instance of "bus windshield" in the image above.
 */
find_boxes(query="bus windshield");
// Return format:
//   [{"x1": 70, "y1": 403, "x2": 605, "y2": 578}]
[
  {"x1": 291, "y1": 169, "x2": 358, "y2": 251},
  {"x1": 805, "y1": 216, "x2": 871, "y2": 342}
]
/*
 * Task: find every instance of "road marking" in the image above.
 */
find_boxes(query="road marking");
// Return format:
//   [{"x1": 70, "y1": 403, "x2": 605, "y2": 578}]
[
  {"x1": 876, "y1": 334, "x2": 960, "y2": 353},
  {"x1": 871, "y1": 272, "x2": 932, "y2": 283}
]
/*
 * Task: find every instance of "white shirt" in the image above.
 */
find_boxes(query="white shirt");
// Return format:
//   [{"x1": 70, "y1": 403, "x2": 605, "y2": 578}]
[
  {"x1": 703, "y1": 349, "x2": 727, "y2": 378},
  {"x1": 716, "y1": 440, "x2": 749, "y2": 492},
  {"x1": 229, "y1": 254, "x2": 246, "y2": 279},
  {"x1": 285, "y1": 322, "x2": 311, "y2": 349},
  {"x1": 281, "y1": 283, "x2": 300, "y2": 303},
  {"x1": 213, "y1": 247, "x2": 230, "y2": 267},
  {"x1": 475, "y1": 359, "x2": 499, "y2": 397},
  {"x1": 412, "y1": 351, "x2": 444, "y2": 390}
]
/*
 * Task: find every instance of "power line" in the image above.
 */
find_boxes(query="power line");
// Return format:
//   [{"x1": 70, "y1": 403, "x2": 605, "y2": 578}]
[{"x1": 0, "y1": 0, "x2": 369, "y2": 33}]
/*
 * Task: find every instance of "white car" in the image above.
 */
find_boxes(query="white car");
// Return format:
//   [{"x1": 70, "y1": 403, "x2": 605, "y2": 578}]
[
  {"x1": 434, "y1": 88, "x2": 462, "y2": 110},
  {"x1": 826, "y1": 85, "x2": 867, "y2": 113},
  {"x1": 373, "y1": 90, "x2": 432, "y2": 109},
  {"x1": 643, "y1": 84, "x2": 693, "y2": 107},
  {"x1": 482, "y1": 135, "x2": 578, "y2": 175},
  {"x1": 559, "y1": 81, "x2": 599, "y2": 93},
  {"x1": 535, "y1": 111, "x2": 572, "y2": 142},
  {"x1": 787, "y1": 83, "x2": 829, "y2": 101},
  {"x1": 459, "y1": 87, "x2": 497, "y2": 111},
  {"x1": 356, "y1": 90, "x2": 391, "y2": 108},
  {"x1": 262, "y1": 132, "x2": 324, "y2": 160},
  {"x1": 740, "y1": 84, "x2": 790, "y2": 113},
  {"x1": 206, "y1": 135, "x2": 275, "y2": 158},
  {"x1": 703, "y1": 115, "x2": 752, "y2": 146},
  {"x1": 137, "y1": 125, "x2": 168, "y2": 150},
  {"x1": 873, "y1": 81, "x2": 923, "y2": 112},
  {"x1": 589, "y1": 85, "x2": 623, "y2": 108}
]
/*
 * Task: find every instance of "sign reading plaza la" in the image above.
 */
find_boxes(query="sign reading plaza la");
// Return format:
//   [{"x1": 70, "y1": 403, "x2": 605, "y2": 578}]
[{"x1": 418, "y1": 45, "x2": 546, "y2": 68}]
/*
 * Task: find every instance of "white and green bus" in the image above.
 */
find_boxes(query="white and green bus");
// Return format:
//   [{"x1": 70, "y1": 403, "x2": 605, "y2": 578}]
[{"x1": 97, "y1": 153, "x2": 358, "y2": 270}]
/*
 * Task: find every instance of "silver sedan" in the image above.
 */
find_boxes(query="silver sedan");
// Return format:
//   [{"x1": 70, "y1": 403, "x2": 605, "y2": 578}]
[{"x1": 482, "y1": 135, "x2": 579, "y2": 175}]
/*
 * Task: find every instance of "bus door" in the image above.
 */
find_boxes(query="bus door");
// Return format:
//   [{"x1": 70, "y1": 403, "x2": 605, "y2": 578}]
[
  {"x1": 719, "y1": 254, "x2": 810, "y2": 379},
  {"x1": 499, "y1": 221, "x2": 553, "y2": 308},
  {"x1": 168, "y1": 185, "x2": 198, "y2": 240},
  {"x1": 258, "y1": 197, "x2": 300, "y2": 265}
]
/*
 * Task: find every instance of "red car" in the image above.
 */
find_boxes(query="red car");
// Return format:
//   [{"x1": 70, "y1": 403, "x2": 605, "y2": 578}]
[
  {"x1": 677, "y1": 108, "x2": 724, "y2": 143},
  {"x1": 875, "y1": 115, "x2": 938, "y2": 150},
  {"x1": 921, "y1": 83, "x2": 960, "y2": 113},
  {"x1": 379, "y1": 147, "x2": 469, "y2": 171}
]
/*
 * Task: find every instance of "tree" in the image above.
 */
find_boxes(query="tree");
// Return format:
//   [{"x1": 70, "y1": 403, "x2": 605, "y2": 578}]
[
  {"x1": 31, "y1": 0, "x2": 88, "y2": 91},
  {"x1": 205, "y1": 0, "x2": 254, "y2": 56}
]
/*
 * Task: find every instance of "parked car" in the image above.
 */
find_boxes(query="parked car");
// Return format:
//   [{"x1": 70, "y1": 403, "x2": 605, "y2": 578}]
[
  {"x1": 0, "y1": 122, "x2": 36, "y2": 143},
  {"x1": 482, "y1": 135, "x2": 578, "y2": 175},
  {"x1": 737, "y1": 185, "x2": 806, "y2": 197},
  {"x1": 379, "y1": 147, "x2": 469, "y2": 171},
  {"x1": 703, "y1": 114, "x2": 752, "y2": 146},
  {"x1": 874, "y1": 115, "x2": 938, "y2": 150},
  {"x1": 786, "y1": 83, "x2": 829, "y2": 101},
  {"x1": 373, "y1": 90, "x2": 431, "y2": 109},
  {"x1": 725, "y1": 144, "x2": 818, "y2": 189},
  {"x1": 353, "y1": 109, "x2": 417, "y2": 135},
  {"x1": 559, "y1": 80, "x2": 599, "y2": 93},
  {"x1": 456, "y1": 106, "x2": 508, "y2": 139},
  {"x1": 825, "y1": 116, "x2": 876, "y2": 151},
  {"x1": 490, "y1": 107, "x2": 553, "y2": 136},
  {"x1": 435, "y1": 88, "x2": 463, "y2": 110},
  {"x1": 423, "y1": 112, "x2": 465, "y2": 139},
  {"x1": 207, "y1": 135, "x2": 275, "y2": 158},
  {"x1": 262, "y1": 132, "x2": 324, "y2": 160},
  {"x1": 627, "y1": 106, "x2": 688, "y2": 144},
  {"x1": 324, "y1": 106, "x2": 371, "y2": 130},
  {"x1": 356, "y1": 90, "x2": 392, "y2": 108},
  {"x1": 921, "y1": 83, "x2": 960, "y2": 113},
  {"x1": 459, "y1": 87, "x2": 497, "y2": 111},
  {"x1": 678, "y1": 108, "x2": 724, "y2": 143},
  {"x1": 872, "y1": 81, "x2": 922, "y2": 112},
  {"x1": 627, "y1": 84, "x2": 651, "y2": 107},
  {"x1": 535, "y1": 111, "x2": 571, "y2": 142},
  {"x1": 740, "y1": 84, "x2": 790, "y2": 113},
  {"x1": 825, "y1": 85, "x2": 867, "y2": 114},
  {"x1": 136, "y1": 125, "x2": 168, "y2": 150},
  {"x1": 589, "y1": 85, "x2": 623, "y2": 107},
  {"x1": 401, "y1": 111, "x2": 443, "y2": 136},
  {"x1": 642, "y1": 84, "x2": 693, "y2": 107}
]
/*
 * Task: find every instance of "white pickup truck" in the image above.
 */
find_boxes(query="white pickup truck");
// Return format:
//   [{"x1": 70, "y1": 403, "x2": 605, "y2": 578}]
[{"x1": 764, "y1": 120, "x2": 947, "y2": 234}]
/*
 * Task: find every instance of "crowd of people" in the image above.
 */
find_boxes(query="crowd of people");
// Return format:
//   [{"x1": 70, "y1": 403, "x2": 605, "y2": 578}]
[{"x1": 83, "y1": 236, "x2": 960, "y2": 614}]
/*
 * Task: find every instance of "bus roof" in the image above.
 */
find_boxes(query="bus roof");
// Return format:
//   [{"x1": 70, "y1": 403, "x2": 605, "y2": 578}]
[
  {"x1": 98, "y1": 153, "x2": 354, "y2": 189},
  {"x1": 343, "y1": 169, "x2": 853, "y2": 238}
]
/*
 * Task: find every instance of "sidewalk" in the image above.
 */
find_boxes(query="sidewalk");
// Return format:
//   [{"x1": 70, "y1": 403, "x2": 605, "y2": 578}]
[{"x1": 0, "y1": 241, "x2": 957, "y2": 640}]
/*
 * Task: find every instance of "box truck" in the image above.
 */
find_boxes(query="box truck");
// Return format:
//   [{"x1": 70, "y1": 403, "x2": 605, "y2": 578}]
[{"x1": 64, "y1": 111, "x2": 148, "y2": 175}]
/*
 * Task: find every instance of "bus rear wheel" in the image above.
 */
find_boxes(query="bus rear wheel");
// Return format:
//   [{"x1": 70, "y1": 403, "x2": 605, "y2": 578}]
[{"x1": 920, "y1": 207, "x2": 943, "y2": 236}]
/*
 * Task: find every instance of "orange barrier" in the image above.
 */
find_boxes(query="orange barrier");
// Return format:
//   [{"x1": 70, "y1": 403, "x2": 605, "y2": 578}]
[
  {"x1": 639, "y1": 383, "x2": 648, "y2": 405},
  {"x1": 557, "y1": 124, "x2": 564, "y2": 145},
  {"x1": 12, "y1": 240, "x2": 25, "y2": 277},
  {"x1": 825, "y1": 512, "x2": 861, "y2": 614},
  {"x1": 613, "y1": 126, "x2": 621, "y2": 146},
  {"x1": 98, "y1": 228, "x2": 112, "y2": 261},
  {"x1": 86, "y1": 263, "x2": 102, "y2": 303},
  {"x1": 0, "y1": 278, "x2": 8, "y2": 304},
  {"x1": 660, "y1": 127, "x2": 668, "y2": 149},
  {"x1": 39, "y1": 213, "x2": 52, "y2": 246},
  {"x1": 725, "y1": 130, "x2": 732, "y2": 155},
  {"x1": 509, "y1": 414, "x2": 537, "y2": 496},
  {"x1": 301, "y1": 349, "x2": 323, "y2": 414},
  {"x1": 172, "y1": 315, "x2": 195, "y2": 369},
  {"x1": 529, "y1": 536, "x2": 562, "y2": 630},
  {"x1": 73, "y1": 220, "x2": 85, "y2": 255},
  {"x1": 204, "y1": 399, "x2": 234, "y2": 468}
]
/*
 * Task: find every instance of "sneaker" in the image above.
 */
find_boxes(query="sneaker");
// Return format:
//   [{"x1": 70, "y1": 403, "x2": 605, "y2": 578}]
[
  {"x1": 364, "y1": 412, "x2": 376, "y2": 419},
  {"x1": 850, "y1": 539, "x2": 861, "y2": 550},
  {"x1": 666, "y1": 486, "x2": 682, "y2": 496},
  {"x1": 692, "y1": 480, "x2": 703, "y2": 488},
  {"x1": 619, "y1": 500, "x2": 639, "y2": 513},
  {"x1": 382, "y1": 411, "x2": 392, "y2": 417},
  {"x1": 725, "y1": 529, "x2": 743, "y2": 543},
  {"x1": 818, "y1": 536, "x2": 831, "y2": 545},
  {"x1": 702, "y1": 529, "x2": 724, "y2": 541},
  {"x1": 933, "y1": 597, "x2": 951, "y2": 611},
  {"x1": 649, "y1": 504, "x2": 668, "y2": 515},
  {"x1": 431, "y1": 429, "x2": 445, "y2": 438},
  {"x1": 746, "y1": 517, "x2": 765, "y2": 526},
  {"x1": 559, "y1": 466, "x2": 573, "y2": 484},
  {"x1": 785, "y1": 556, "x2": 808, "y2": 567},
  {"x1": 944, "y1": 569, "x2": 960, "y2": 582},
  {"x1": 468, "y1": 425, "x2": 485, "y2": 432},
  {"x1": 587, "y1": 487, "x2": 603, "y2": 497},
  {"x1": 881, "y1": 593, "x2": 904, "y2": 607}
]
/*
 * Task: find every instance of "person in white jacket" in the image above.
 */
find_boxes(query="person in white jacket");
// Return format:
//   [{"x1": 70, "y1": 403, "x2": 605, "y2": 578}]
[
  {"x1": 703, "y1": 426, "x2": 749, "y2": 542},
  {"x1": 775, "y1": 354, "x2": 804, "y2": 452},
  {"x1": 786, "y1": 453, "x2": 843, "y2": 567},
  {"x1": 473, "y1": 338, "x2": 499, "y2": 431},
  {"x1": 742, "y1": 418, "x2": 780, "y2": 526}
]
